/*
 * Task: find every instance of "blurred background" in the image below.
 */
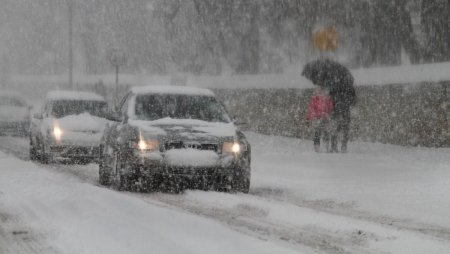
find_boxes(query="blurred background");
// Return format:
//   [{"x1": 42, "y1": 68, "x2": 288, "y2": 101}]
[{"x1": 0, "y1": 0, "x2": 448, "y2": 78}]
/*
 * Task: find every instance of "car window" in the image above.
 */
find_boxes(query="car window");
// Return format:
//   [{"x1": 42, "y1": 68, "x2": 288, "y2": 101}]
[
  {"x1": 134, "y1": 94, "x2": 231, "y2": 123},
  {"x1": 50, "y1": 100, "x2": 108, "y2": 118},
  {"x1": 119, "y1": 93, "x2": 132, "y2": 117}
]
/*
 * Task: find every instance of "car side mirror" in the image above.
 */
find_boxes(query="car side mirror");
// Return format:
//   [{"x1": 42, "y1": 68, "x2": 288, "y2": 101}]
[
  {"x1": 33, "y1": 113, "x2": 43, "y2": 120},
  {"x1": 106, "y1": 111, "x2": 123, "y2": 122},
  {"x1": 232, "y1": 117, "x2": 247, "y2": 126}
]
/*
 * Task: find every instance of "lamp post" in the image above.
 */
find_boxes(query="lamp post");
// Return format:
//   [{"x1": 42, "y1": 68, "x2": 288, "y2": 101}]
[
  {"x1": 108, "y1": 48, "x2": 126, "y2": 109},
  {"x1": 68, "y1": 0, "x2": 73, "y2": 89}
]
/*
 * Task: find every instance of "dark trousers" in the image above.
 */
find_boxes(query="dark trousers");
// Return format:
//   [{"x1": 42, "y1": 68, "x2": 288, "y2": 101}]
[
  {"x1": 330, "y1": 110, "x2": 351, "y2": 152},
  {"x1": 312, "y1": 118, "x2": 330, "y2": 151}
]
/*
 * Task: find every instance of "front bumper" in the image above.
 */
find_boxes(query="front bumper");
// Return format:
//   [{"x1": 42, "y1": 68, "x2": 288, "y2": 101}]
[
  {"x1": 50, "y1": 145, "x2": 100, "y2": 161},
  {"x1": 48, "y1": 131, "x2": 102, "y2": 161},
  {"x1": 126, "y1": 151, "x2": 249, "y2": 178}
]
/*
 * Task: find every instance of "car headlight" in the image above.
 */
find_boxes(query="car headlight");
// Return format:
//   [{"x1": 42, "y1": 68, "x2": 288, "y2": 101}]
[
  {"x1": 223, "y1": 142, "x2": 242, "y2": 154},
  {"x1": 130, "y1": 136, "x2": 160, "y2": 152},
  {"x1": 138, "y1": 139, "x2": 159, "y2": 151},
  {"x1": 53, "y1": 125, "x2": 63, "y2": 141}
]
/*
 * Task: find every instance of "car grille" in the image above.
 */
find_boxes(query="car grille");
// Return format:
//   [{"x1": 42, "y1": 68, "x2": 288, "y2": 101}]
[
  {"x1": 51, "y1": 146, "x2": 100, "y2": 157},
  {"x1": 164, "y1": 141, "x2": 218, "y2": 152},
  {"x1": 160, "y1": 167, "x2": 230, "y2": 176}
]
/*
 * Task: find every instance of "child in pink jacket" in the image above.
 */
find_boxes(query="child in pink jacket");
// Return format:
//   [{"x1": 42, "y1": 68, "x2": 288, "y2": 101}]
[{"x1": 306, "y1": 87, "x2": 334, "y2": 152}]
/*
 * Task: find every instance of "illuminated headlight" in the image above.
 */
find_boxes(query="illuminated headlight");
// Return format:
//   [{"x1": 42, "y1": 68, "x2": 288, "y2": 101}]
[
  {"x1": 131, "y1": 139, "x2": 160, "y2": 152},
  {"x1": 53, "y1": 126, "x2": 63, "y2": 141},
  {"x1": 223, "y1": 142, "x2": 242, "y2": 154}
]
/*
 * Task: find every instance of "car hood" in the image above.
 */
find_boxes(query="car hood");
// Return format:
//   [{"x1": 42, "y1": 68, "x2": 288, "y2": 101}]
[
  {"x1": 129, "y1": 118, "x2": 237, "y2": 141},
  {"x1": 55, "y1": 113, "x2": 109, "y2": 133},
  {"x1": 0, "y1": 106, "x2": 29, "y2": 122}
]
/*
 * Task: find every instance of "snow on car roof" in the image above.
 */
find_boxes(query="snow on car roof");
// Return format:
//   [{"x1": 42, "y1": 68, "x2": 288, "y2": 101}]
[
  {"x1": 131, "y1": 85, "x2": 215, "y2": 97},
  {"x1": 46, "y1": 90, "x2": 105, "y2": 101}
]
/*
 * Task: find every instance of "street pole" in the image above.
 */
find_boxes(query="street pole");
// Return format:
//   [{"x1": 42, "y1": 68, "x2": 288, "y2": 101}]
[
  {"x1": 115, "y1": 65, "x2": 119, "y2": 109},
  {"x1": 108, "y1": 48, "x2": 126, "y2": 110},
  {"x1": 68, "y1": 0, "x2": 73, "y2": 90}
]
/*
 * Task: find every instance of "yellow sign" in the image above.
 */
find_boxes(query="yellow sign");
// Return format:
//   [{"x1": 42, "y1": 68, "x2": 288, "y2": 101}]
[{"x1": 313, "y1": 27, "x2": 338, "y2": 52}]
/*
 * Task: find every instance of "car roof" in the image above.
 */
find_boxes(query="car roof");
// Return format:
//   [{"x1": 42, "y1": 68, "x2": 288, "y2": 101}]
[
  {"x1": 130, "y1": 85, "x2": 215, "y2": 97},
  {"x1": 46, "y1": 90, "x2": 105, "y2": 102}
]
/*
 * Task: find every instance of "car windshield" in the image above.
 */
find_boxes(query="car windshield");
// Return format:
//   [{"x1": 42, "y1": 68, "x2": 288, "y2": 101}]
[
  {"x1": 51, "y1": 100, "x2": 107, "y2": 118},
  {"x1": 134, "y1": 94, "x2": 231, "y2": 123},
  {"x1": 0, "y1": 96, "x2": 25, "y2": 107}
]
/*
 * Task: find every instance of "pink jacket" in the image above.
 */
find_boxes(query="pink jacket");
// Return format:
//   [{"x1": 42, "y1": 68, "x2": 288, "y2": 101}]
[{"x1": 306, "y1": 90, "x2": 334, "y2": 120}]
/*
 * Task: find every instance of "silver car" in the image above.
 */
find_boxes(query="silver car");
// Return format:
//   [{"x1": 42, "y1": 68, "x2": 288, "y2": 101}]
[
  {"x1": 30, "y1": 90, "x2": 109, "y2": 164},
  {"x1": 0, "y1": 91, "x2": 31, "y2": 136}
]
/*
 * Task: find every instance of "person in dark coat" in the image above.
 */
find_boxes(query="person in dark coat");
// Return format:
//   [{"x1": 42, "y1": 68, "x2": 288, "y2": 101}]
[
  {"x1": 329, "y1": 83, "x2": 356, "y2": 153},
  {"x1": 302, "y1": 26, "x2": 357, "y2": 153}
]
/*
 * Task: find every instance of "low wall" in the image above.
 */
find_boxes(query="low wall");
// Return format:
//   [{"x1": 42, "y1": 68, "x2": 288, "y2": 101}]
[
  {"x1": 6, "y1": 80, "x2": 449, "y2": 147},
  {"x1": 214, "y1": 82, "x2": 449, "y2": 147}
]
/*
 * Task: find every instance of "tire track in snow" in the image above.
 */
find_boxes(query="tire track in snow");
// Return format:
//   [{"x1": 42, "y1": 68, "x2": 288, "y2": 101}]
[
  {"x1": 250, "y1": 187, "x2": 450, "y2": 241},
  {"x1": 0, "y1": 136, "x2": 377, "y2": 253},
  {"x1": 0, "y1": 203, "x2": 60, "y2": 254},
  {"x1": 137, "y1": 193, "x2": 384, "y2": 254},
  {"x1": 2, "y1": 136, "x2": 450, "y2": 253}
]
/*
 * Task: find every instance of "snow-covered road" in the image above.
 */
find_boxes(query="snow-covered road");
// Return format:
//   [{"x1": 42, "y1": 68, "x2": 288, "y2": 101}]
[{"x1": 1, "y1": 133, "x2": 450, "y2": 254}]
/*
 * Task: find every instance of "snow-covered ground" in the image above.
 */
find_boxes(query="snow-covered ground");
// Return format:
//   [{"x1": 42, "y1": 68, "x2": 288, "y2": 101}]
[{"x1": 1, "y1": 133, "x2": 450, "y2": 254}]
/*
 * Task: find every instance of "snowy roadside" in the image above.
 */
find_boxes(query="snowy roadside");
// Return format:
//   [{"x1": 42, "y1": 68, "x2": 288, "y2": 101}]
[
  {"x1": 1, "y1": 133, "x2": 450, "y2": 253},
  {"x1": 246, "y1": 133, "x2": 450, "y2": 229},
  {"x1": 0, "y1": 151, "x2": 300, "y2": 254}
]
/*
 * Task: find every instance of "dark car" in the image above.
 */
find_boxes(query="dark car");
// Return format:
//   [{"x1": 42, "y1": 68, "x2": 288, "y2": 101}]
[
  {"x1": 0, "y1": 91, "x2": 31, "y2": 136},
  {"x1": 99, "y1": 85, "x2": 251, "y2": 193},
  {"x1": 29, "y1": 90, "x2": 109, "y2": 164}
]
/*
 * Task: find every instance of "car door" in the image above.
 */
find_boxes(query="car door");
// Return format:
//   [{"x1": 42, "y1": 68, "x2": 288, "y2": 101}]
[
  {"x1": 30, "y1": 101, "x2": 48, "y2": 143},
  {"x1": 102, "y1": 93, "x2": 132, "y2": 167}
]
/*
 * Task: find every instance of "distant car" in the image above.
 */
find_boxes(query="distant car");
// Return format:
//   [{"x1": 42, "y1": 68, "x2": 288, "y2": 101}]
[
  {"x1": 99, "y1": 86, "x2": 251, "y2": 193},
  {"x1": 0, "y1": 91, "x2": 31, "y2": 136},
  {"x1": 29, "y1": 90, "x2": 109, "y2": 164}
]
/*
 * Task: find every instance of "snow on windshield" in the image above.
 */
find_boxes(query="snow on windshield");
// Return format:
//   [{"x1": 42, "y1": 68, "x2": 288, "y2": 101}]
[
  {"x1": 134, "y1": 94, "x2": 231, "y2": 123},
  {"x1": 51, "y1": 100, "x2": 107, "y2": 118}
]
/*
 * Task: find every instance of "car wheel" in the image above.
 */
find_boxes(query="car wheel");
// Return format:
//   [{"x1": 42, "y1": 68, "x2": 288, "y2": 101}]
[
  {"x1": 99, "y1": 164, "x2": 112, "y2": 186},
  {"x1": 231, "y1": 172, "x2": 250, "y2": 193},
  {"x1": 114, "y1": 171, "x2": 128, "y2": 191},
  {"x1": 29, "y1": 137, "x2": 38, "y2": 161},
  {"x1": 145, "y1": 174, "x2": 160, "y2": 192},
  {"x1": 98, "y1": 144, "x2": 113, "y2": 186},
  {"x1": 112, "y1": 152, "x2": 129, "y2": 191},
  {"x1": 39, "y1": 142, "x2": 50, "y2": 164},
  {"x1": 34, "y1": 138, "x2": 49, "y2": 164}
]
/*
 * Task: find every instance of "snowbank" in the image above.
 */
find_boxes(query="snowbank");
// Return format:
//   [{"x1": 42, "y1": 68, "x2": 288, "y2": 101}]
[
  {"x1": 131, "y1": 85, "x2": 215, "y2": 96},
  {"x1": 0, "y1": 151, "x2": 298, "y2": 254},
  {"x1": 11, "y1": 61, "x2": 450, "y2": 90},
  {"x1": 46, "y1": 90, "x2": 105, "y2": 101}
]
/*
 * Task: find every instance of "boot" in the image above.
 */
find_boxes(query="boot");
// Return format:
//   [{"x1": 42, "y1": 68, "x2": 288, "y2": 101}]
[
  {"x1": 330, "y1": 135, "x2": 338, "y2": 153},
  {"x1": 341, "y1": 143, "x2": 347, "y2": 153},
  {"x1": 314, "y1": 144, "x2": 320, "y2": 153}
]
